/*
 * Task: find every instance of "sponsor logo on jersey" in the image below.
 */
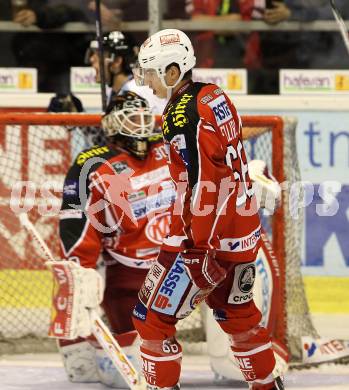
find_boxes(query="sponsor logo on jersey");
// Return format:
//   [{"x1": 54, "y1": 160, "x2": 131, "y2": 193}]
[
  {"x1": 133, "y1": 302, "x2": 148, "y2": 321},
  {"x1": 63, "y1": 180, "x2": 78, "y2": 197},
  {"x1": 112, "y1": 160, "x2": 132, "y2": 174},
  {"x1": 228, "y1": 262, "x2": 256, "y2": 304},
  {"x1": 130, "y1": 185, "x2": 175, "y2": 220},
  {"x1": 200, "y1": 93, "x2": 213, "y2": 104},
  {"x1": 128, "y1": 190, "x2": 146, "y2": 203},
  {"x1": 139, "y1": 261, "x2": 166, "y2": 306},
  {"x1": 208, "y1": 94, "x2": 233, "y2": 126},
  {"x1": 171, "y1": 93, "x2": 193, "y2": 128},
  {"x1": 145, "y1": 212, "x2": 171, "y2": 245},
  {"x1": 238, "y1": 265, "x2": 256, "y2": 293},
  {"x1": 130, "y1": 166, "x2": 170, "y2": 190},
  {"x1": 162, "y1": 108, "x2": 172, "y2": 135},
  {"x1": 214, "y1": 87, "x2": 223, "y2": 96},
  {"x1": 151, "y1": 256, "x2": 191, "y2": 315},
  {"x1": 170, "y1": 134, "x2": 190, "y2": 167},
  {"x1": 76, "y1": 145, "x2": 109, "y2": 165},
  {"x1": 220, "y1": 226, "x2": 261, "y2": 253},
  {"x1": 160, "y1": 33, "x2": 180, "y2": 45}
]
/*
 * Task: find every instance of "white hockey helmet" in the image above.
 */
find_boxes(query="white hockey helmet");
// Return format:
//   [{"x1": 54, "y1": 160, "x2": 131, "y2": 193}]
[{"x1": 133, "y1": 29, "x2": 196, "y2": 89}]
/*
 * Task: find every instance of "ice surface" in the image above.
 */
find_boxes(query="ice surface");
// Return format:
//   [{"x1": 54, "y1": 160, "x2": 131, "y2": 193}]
[{"x1": 1, "y1": 353, "x2": 349, "y2": 390}]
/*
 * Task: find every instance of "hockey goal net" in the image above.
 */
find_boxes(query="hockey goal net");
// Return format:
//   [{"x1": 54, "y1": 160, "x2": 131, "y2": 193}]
[{"x1": 0, "y1": 112, "x2": 317, "y2": 360}]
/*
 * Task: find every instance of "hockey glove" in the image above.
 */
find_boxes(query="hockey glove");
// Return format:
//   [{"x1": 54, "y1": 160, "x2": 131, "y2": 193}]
[{"x1": 181, "y1": 250, "x2": 226, "y2": 290}]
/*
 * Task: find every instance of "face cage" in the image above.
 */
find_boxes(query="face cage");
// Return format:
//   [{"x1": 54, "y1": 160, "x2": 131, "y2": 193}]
[{"x1": 102, "y1": 107, "x2": 157, "y2": 139}]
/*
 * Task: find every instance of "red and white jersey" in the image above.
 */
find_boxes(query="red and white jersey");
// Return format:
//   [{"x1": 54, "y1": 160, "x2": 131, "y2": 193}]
[
  {"x1": 161, "y1": 81, "x2": 261, "y2": 262},
  {"x1": 59, "y1": 142, "x2": 174, "y2": 269}
]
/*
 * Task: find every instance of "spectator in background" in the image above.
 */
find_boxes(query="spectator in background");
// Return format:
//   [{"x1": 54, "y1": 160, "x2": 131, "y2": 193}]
[
  {"x1": 287, "y1": 0, "x2": 349, "y2": 69},
  {"x1": 241, "y1": 0, "x2": 306, "y2": 93},
  {"x1": 87, "y1": 1, "x2": 122, "y2": 31},
  {"x1": 0, "y1": 1, "x2": 94, "y2": 92},
  {"x1": 0, "y1": 1, "x2": 126, "y2": 92},
  {"x1": 188, "y1": 0, "x2": 243, "y2": 68},
  {"x1": 249, "y1": 0, "x2": 349, "y2": 93}
]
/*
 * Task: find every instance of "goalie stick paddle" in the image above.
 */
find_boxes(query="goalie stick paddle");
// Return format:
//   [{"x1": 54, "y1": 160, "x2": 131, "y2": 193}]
[
  {"x1": 18, "y1": 212, "x2": 146, "y2": 390},
  {"x1": 330, "y1": 0, "x2": 349, "y2": 55}
]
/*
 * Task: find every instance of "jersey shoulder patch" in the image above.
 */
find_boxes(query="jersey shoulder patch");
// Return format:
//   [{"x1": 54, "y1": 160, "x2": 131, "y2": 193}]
[{"x1": 63, "y1": 145, "x2": 120, "y2": 199}]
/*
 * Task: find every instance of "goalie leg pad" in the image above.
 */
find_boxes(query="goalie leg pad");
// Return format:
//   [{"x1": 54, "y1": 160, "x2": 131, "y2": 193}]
[{"x1": 58, "y1": 338, "x2": 99, "y2": 383}]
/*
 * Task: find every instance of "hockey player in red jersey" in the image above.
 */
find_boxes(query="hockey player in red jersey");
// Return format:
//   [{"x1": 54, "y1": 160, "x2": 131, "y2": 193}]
[
  {"x1": 56, "y1": 91, "x2": 175, "y2": 387},
  {"x1": 132, "y1": 29, "x2": 286, "y2": 390}
]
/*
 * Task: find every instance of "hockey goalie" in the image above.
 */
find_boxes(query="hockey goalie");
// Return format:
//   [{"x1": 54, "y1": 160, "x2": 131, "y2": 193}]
[{"x1": 48, "y1": 91, "x2": 174, "y2": 388}]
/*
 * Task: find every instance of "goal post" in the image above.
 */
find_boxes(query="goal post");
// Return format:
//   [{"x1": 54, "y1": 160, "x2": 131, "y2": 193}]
[{"x1": 0, "y1": 112, "x2": 317, "y2": 360}]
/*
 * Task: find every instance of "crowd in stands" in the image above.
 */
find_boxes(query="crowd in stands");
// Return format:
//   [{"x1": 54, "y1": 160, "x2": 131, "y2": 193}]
[{"x1": 0, "y1": 0, "x2": 348, "y2": 94}]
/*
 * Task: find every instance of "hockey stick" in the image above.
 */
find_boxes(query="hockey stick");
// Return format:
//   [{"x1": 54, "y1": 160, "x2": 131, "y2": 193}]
[
  {"x1": 95, "y1": 0, "x2": 108, "y2": 112},
  {"x1": 330, "y1": 0, "x2": 349, "y2": 55},
  {"x1": 18, "y1": 213, "x2": 146, "y2": 390}
]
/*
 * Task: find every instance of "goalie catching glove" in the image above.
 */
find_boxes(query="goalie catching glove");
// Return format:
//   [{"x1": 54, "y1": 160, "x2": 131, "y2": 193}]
[
  {"x1": 46, "y1": 261, "x2": 105, "y2": 339},
  {"x1": 181, "y1": 250, "x2": 226, "y2": 290}
]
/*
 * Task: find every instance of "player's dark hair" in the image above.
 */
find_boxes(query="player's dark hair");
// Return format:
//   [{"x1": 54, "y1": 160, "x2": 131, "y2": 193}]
[{"x1": 165, "y1": 62, "x2": 192, "y2": 80}]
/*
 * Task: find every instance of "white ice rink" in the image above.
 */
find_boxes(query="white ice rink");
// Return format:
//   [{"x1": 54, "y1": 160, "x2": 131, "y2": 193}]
[
  {"x1": 1, "y1": 353, "x2": 349, "y2": 390},
  {"x1": 1, "y1": 314, "x2": 349, "y2": 390}
]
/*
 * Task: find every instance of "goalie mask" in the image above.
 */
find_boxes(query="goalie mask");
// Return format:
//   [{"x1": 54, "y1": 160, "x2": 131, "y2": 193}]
[{"x1": 102, "y1": 91, "x2": 158, "y2": 159}]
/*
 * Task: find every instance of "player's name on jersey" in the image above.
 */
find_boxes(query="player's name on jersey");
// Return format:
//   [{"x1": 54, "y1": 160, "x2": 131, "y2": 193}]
[
  {"x1": 280, "y1": 69, "x2": 349, "y2": 95},
  {"x1": 0, "y1": 68, "x2": 37, "y2": 93}
]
